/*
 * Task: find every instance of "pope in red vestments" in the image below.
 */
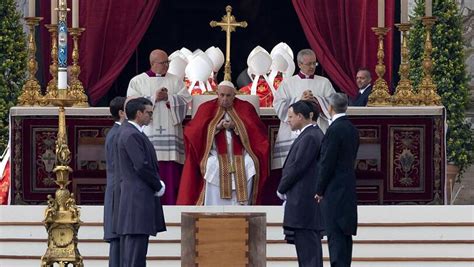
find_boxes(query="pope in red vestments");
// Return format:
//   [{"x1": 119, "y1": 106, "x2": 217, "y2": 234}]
[{"x1": 177, "y1": 82, "x2": 270, "y2": 205}]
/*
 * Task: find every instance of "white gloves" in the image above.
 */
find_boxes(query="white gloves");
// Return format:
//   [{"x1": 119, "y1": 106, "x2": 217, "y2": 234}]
[
  {"x1": 276, "y1": 191, "x2": 286, "y2": 201},
  {"x1": 154, "y1": 180, "x2": 166, "y2": 197}
]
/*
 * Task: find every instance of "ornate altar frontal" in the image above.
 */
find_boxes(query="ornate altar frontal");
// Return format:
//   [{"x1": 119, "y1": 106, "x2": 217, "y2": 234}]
[{"x1": 10, "y1": 106, "x2": 445, "y2": 205}]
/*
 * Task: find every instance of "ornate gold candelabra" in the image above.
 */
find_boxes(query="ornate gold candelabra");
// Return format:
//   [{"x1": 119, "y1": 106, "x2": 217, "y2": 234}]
[
  {"x1": 41, "y1": 1, "x2": 83, "y2": 266},
  {"x1": 368, "y1": 27, "x2": 392, "y2": 106},
  {"x1": 392, "y1": 23, "x2": 418, "y2": 105},
  {"x1": 417, "y1": 17, "x2": 441, "y2": 106},
  {"x1": 42, "y1": 24, "x2": 59, "y2": 105},
  {"x1": 69, "y1": 27, "x2": 89, "y2": 107},
  {"x1": 41, "y1": 92, "x2": 83, "y2": 267},
  {"x1": 18, "y1": 17, "x2": 43, "y2": 106}
]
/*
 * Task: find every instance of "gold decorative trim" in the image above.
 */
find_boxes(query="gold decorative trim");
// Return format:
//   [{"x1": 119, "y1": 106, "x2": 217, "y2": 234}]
[
  {"x1": 196, "y1": 185, "x2": 205, "y2": 206},
  {"x1": 234, "y1": 155, "x2": 248, "y2": 203},
  {"x1": 218, "y1": 154, "x2": 232, "y2": 199},
  {"x1": 199, "y1": 107, "x2": 224, "y2": 176},
  {"x1": 13, "y1": 118, "x2": 26, "y2": 204},
  {"x1": 429, "y1": 117, "x2": 443, "y2": 204}
]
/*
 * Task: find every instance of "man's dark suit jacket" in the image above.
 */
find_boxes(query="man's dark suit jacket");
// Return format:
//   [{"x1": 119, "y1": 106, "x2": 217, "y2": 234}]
[
  {"x1": 350, "y1": 85, "x2": 372, "y2": 106},
  {"x1": 116, "y1": 121, "x2": 166, "y2": 236},
  {"x1": 278, "y1": 125, "x2": 324, "y2": 231},
  {"x1": 103, "y1": 123, "x2": 120, "y2": 241},
  {"x1": 316, "y1": 116, "x2": 359, "y2": 235}
]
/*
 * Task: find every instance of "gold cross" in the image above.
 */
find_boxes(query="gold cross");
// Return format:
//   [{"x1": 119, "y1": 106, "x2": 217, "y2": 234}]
[{"x1": 210, "y1": 5, "x2": 248, "y2": 82}]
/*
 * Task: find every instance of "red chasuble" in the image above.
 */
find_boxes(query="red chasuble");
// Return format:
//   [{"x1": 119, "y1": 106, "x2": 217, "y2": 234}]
[
  {"x1": 239, "y1": 74, "x2": 282, "y2": 107},
  {"x1": 184, "y1": 77, "x2": 218, "y2": 96},
  {"x1": 239, "y1": 78, "x2": 273, "y2": 107},
  {"x1": 176, "y1": 98, "x2": 270, "y2": 205}
]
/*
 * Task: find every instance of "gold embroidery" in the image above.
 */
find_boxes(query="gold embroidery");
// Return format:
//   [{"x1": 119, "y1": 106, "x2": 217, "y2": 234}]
[
  {"x1": 196, "y1": 183, "x2": 205, "y2": 205},
  {"x1": 199, "y1": 106, "x2": 225, "y2": 176},
  {"x1": 218, "y1": 154, "x2": 232, "y2": 199},
  {"x1": 234, "y1": 155, "x2": 248, "y2": 203}
]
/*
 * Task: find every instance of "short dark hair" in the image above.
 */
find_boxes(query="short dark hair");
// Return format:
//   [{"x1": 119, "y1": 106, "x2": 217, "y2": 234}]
[
  {"x1": 290, "y1": 100, "x2": 313, "y2": 119},
  {"x1": 328, "y1": 93, "x2": 348, "y2": 113},
  {"x1": 125, "y1": 97, "x2": 153, "y2": 120},
  {"x1": 109, "y1": 96, "x2": 126, "y2": 121}
]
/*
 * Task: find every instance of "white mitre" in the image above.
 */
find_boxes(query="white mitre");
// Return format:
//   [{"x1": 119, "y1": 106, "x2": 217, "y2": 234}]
[
  {"x1": 185, "y1": 53, "x2": 213, "y2": 93},
  {"x1": 247, "y1": 47, "x2": 275, "y2": 95},
  {"x1": 268, "y1": 52, "x2": 289, "y2": 85},
  {"x1": 180, "y1": 47, "x2": 193, "y2": 62},
  {"x1": 167, "y1": 51, "x2": 188, "y2": 80},
  {"x1": 271, "y1": 42, "x2": 295, "y2": 77},
  {"x1": 205, "y1": 46, "x2": 225, "y2": 73}
]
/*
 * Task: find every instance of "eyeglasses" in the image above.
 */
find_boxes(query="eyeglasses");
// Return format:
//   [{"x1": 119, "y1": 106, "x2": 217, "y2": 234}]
[
  {"x1": 300, "y1": 61, "x2": 318, "y2": 67},
  {"x1": 157, "y1": 60, "x2": 170, "y2": 65}
]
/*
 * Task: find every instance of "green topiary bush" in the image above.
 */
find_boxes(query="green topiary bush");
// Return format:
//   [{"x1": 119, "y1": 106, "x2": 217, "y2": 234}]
[
  {"x1": 409, "y1": 0, "x2": 474, "y2": 178},
  {"x1": 0, "y1": 0, "x2": 27, "y2": 154}
]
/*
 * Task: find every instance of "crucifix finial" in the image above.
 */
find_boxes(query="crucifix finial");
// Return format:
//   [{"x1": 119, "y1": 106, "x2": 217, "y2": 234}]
[{"x1": 210, "y1": 5, "x2": 248, "y2": 81}]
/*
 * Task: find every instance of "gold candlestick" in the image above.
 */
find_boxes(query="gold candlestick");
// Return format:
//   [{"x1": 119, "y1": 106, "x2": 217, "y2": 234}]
[
  {"x1": 368, "y1": 27, "x2": 392, "y2": 106},
  {"x1": 18, "y1": 17, "x2": 43, "y2": 106},
  {"x1": 69, "y1": 27, "x2": 89, "y2": 107},
  {"x1": 417, "y1": 17, "x2": 441, "y2": 106},
  {"x1": 41, "y1": 93, "x2": 82, "y2": 267},
  {"x1": 41, "y1": 1, "x2": 83, "y2": 266},
  {"x1": 42, "y1": 24, "x2": 59, "y2": 106},
  {"x1": 392, "y1": 23, "x2": 418, "y2": 105}
]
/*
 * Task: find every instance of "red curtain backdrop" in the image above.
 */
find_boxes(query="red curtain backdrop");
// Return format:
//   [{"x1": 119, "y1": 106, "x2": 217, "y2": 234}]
[
  {"x1": 39, "y1": 0, "x2": 160, "y2": 105},
  {"x1": 81, "y1": 1, "x2": 160, "y2": 105},
  {"x1": 292, "y1": 0, "x2": 394, "y2": 97}
]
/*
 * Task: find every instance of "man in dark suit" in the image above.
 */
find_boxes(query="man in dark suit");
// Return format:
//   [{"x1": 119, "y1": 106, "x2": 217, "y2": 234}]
[
  {"x1": 116, "y1": 97, "x2": 166, "y2": 267},
  {"x1": 103, "y1": 96, "x2": 126, "y2": 266},
  {"x1": 349, "y1": 68, "x2": 372, "y2": 106},
  {"x1": 315, "y1": 93, "x2": 359, "y2": 267},
  {"x1": 277, "y1": 100, "x2": 325, "y2": 267}
]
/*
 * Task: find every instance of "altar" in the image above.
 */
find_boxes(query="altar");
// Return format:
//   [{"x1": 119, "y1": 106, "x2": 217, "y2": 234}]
[{"x1": 9, "y1": 106, "x2": 446, "y2": 205}]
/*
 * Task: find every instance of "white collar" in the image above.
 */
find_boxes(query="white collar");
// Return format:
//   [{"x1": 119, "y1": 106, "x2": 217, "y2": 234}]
[
  {"x1": 300, "y1": 123, "x2": 312, "y2": 133},
  {"x1": 295, "y1": 123, "x2": 313, "y2": 136},
  {"x1": 128, "y1": 120, "x2": 143, "y2": 133},
  {"x1": 359, "y1": 84, "x2": 371, "y2": 94},
  {"x1": 329, "y1": 113, "x2": 346, "y2": 126},
  {"x1": 114, "y1": 121, "x2": 122, "y2": 126}
]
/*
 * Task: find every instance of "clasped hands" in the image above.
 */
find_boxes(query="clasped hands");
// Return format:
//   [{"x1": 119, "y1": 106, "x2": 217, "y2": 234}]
[
  {"x1": 155, "y1": 87, "x2": 168, "y2": 102},
  {"x1": 216, "y1": 118, "x2": 236, "y2": 132},
  {"x1": 314, "y1": 194, "x2": 323, "y2": 203},
  {"x1": 301, "y1": 89, "x2": 314, "y2": 101}
]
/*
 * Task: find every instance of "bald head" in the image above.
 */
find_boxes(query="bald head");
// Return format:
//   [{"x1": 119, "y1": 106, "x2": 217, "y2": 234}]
[{"x1": 149, "y1": 49, "x2": 169, "y2": 75}]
